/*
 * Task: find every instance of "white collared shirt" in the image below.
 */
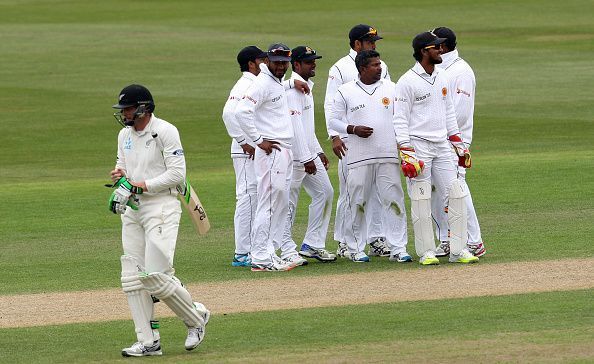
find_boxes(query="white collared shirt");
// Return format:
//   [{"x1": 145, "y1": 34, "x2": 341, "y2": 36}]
[
  {"x1": 286, "y1": 72, "x2": 323, "y2": 164},
  {"x1": 222, "y1": 72, "x2": 257, "y2": 158},
  {"x1": 235, "y1": 63, "x2": 294, "y2": 148},
  {"x1": 328, "y1": 78, "x2": 399, "y2": 168},
  {"x1": 115, "y1": 115, "x2": 185, "y2": 195},
  {"x1": 393, "y1": 62, "x2": 460, "y2": 146},
  {"x1": 437, "y1": 49, "x2": 476, "y2": 145},
  {"x1": 324, "y1": 48, "x2": 391, "y2": 138}
]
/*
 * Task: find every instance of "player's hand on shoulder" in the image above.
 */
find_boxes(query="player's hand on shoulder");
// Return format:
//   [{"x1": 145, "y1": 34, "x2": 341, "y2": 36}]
[{"x1": 293, "y1": 80, "x2": 310, "y2": 95}]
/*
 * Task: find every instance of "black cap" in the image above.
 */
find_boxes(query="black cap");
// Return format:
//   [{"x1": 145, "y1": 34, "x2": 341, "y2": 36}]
[
  {"x1": 237, "y1": 46, "x2": 267, "y2": 67},
  {"x1": 432, "y1": 27, "x2": 457, "y2": 50},
  {"x1": 349, "y1": 24, "x2": 383, "y2": 42},
  {"x1": 267, "y1": 43, "x2": 291, "y2": 62},
  {"x1": 412, "y1": 31, "x2": 446, "y2": 51},
  {"x1": 291, "y1": 46, "x2": 322, "y2": 62},
  {"x1": 113, "y1": 84, "x2": 154, "y2": 112}
]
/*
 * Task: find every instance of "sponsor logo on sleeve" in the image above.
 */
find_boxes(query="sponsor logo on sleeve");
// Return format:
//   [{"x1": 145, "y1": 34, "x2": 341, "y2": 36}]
[
  {"x1": 456, "y1": 88, "x2": 471, "y2": 97},
  {"x1": 243, "y1": 95, "x2": 257, "y2": 104},
  {"x1": 173, "y1": 149, "x2": 184, "y2": 156}
]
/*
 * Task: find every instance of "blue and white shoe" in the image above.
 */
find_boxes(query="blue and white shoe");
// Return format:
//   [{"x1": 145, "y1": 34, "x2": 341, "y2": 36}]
[
  {"x1": 350, "y1": 252, "x2": 370, "y2": 263},
  {"x1": 389, "y1": 252, "x2": 413, "y2": 263},
  {"x1": 299, "y1": 244, "x2": 337, "y2": 262},
  {"x1": 231, "y1": 253, "x2": 251, "y2": 267}
]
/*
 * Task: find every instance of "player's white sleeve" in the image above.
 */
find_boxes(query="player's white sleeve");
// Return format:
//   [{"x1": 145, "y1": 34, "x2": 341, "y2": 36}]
[
  {"x1": 287, "y1": 92, "x2": 315, "y2": 163},
  {"x1": 382, "y1": 61, "x2": 392, "y2": 82},
  {"x1": 328, "y1": 90, "x2": 349, "y2": 135},
  {"x1": 282, "y1": 78, "x2": 294, "y2": 91},
  {"x1": 393, "y1": 81, "x2": 413, "y2": 146},
  {"x1": 324, "y1": 65, "x2": 344, "y2": 137},
  {"x1": 312, "y1": 134, "x2": 324, "y2": 156},
  {"x1": 451, "y1": 74, "x2": 475, "y2": 144},
  {"x1": 115, "y1": 129, "x2": 127, "y2": 172},
  {"x1": 222, "y1": 93, "x2": 248, "y2": 145},
  {"x1": 145, "y1": 126, "x2": 186, "y2": 193},
  {"x1": 235, "y1": 84, "x2": 264, "y2": 145},
  {"x1": 444, "y1": 85, "x2": 461, "y2": 138}
]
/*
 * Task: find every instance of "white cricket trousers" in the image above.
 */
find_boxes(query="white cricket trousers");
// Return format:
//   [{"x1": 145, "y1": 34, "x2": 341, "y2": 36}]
[
  {"x1": 344, "y1": 162, "x2": 408, "y2": 255},
  {"x1": 232, "y1": 157, "x2": 257, "y2": 255},
  {"x1": 431, "y1": 161, "x2": 482, "y2": 244},
  {"x1": 251, "y1": 146, "x2": 293, "y2": 265},
  {"x1": 407, "y1": 139, "x2": 457, "y2": 257},
  {"x1": 333, "y1": 153, "x2": 348, "y2": 244},
  {"x1": 282, "y1": 156, "x2": 334, "y2": 250},
  {"x1": 121, "y1": 193, "x2": 181, "y2": 274}
]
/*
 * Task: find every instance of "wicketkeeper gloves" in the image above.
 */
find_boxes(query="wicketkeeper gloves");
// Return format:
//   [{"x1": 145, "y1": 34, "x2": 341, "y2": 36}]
[
  {"x1": 448, "y1": 135, "x2": 472, "y2": 168},
  {"x1": 399, "y1": 146, "x2": 425, "y2": 178}
]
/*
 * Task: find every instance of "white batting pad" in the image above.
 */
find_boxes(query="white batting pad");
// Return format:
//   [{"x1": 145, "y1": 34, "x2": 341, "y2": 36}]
[
  {"x1": 140, "y1": 272, "x2": 203, "y2": 328},
  {"x1": 448, "y1": 180, "x2": 469, "y2": 255},
  {"x1": 410, "y1": 181, "x2": 435, "y2": 257},
  {"x1": 121, "y1": 255, "x2": 155, "y2": 346}
]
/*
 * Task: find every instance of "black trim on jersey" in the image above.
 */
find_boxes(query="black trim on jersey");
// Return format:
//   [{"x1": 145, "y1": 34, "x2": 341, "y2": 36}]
[
  {"x1": 264, "y1": 73, "x2": 283, "y2": 85},
  {"x1": 411, "y1": 69, "x2": 437, "y2": 85},
  {"x1": 444, "y1": 58, "x2": 462, "y2": 71},
  {"x1": 347, "y1": 156, "x2": 398, "y2": 166},
  {"x1": 333, "y1": 65, "x2": 344, "y2": 83},
  {"x1": 410, "y1": 135, "x2": 434, "y2": 142},
  {"x1": 355, "y1": 81, "x2": 380, "y2": 96}
]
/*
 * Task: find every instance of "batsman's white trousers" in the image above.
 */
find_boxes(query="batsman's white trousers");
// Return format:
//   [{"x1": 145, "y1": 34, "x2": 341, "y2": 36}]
[
  {"x1": 343, "y1": 162, "x2": 408, "y2": 255},
  {"x1": 251, "y1": 146, "x2": 293, "y2": 265},
  {"x1": 431, "y1": 159, "x2": 483, "y2": 244},
  {"x1": 282, "y1": 156, "x2": 334, "y2": 250},
  {"x1": 232, "y1": 157, "x2": 257, "y2": 255},
  {"x1": 121, "y1": 194, "x2": 181, "y2": 274},
  {"x1": 407, "y1": 139, "x2": 457, "y2": 257},
  {"x1": 333, "y1": 153, "x2": 348, "y2": 244}
]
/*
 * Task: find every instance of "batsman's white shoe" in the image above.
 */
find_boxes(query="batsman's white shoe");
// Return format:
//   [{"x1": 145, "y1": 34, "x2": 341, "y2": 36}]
[
  {"x1": 389, "y1": 252, "x2": 413, "y2": 263},
  {"x1": 299, "y1": 244, "x2": 337, "y2": 262},
  {"x1": 449, "y1": 249, "x2": 479, "y2": 264},
  {"x1": 336, "y1": 242, "x2": 349, "y2": 258},
  {"x1": 368, "y1": 237, "x2": 391, "y2": 257},
  {"x1": 251, "y1": 257, "x2": 294, "y2": 272},
  {"x1": 419, "y1": 251, "x2": 440, "y2": 265},
  {"x1": 283, "y1": 254, "x2": 309, "y2": 267},
  {"x1": 185, "y1": 325, "x2": 205, "y2": 351},
  {"x1": 467, "y1": 242, "x2": 486, "y2": 257},
  {"x1": 351, "y1": 252, "x2": 370, "y2": 263},
  {"x1": 121, "y1": 340, "x2": 162, "y2": 357},
  {"x1": 435, "y1": 241, "x2": 450, "y2": 257}
]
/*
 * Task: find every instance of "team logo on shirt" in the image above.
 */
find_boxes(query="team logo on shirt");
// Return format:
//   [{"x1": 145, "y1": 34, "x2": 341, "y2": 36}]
[
  {"x1": 442, "y1": 87, "x2": 447, "y2": 97},
  {"x1": 172, "y1": 149, "x2": 184, "y2": 156},
  {"x1": 124, "y1": 137, "x2": 132, "y2": 150},
  {"x1": 381, "y1": 97, "x2": 390, "y2": 107}
]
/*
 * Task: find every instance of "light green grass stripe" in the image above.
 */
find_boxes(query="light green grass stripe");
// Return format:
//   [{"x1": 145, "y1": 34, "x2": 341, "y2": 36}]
[{"x1": 2, "y1": 289, "x2": 592, "y2": 363}]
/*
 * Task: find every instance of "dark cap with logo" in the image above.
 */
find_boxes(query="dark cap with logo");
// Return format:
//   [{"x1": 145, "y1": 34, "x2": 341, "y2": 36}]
[
  {"x1": 237, "y1": 46, "x2": 267, "y2": 66},
  {"x1": 349, "y1": 24, "x2": 383, "y2": 42},
  {"x1": 291, "y1": 46, "x2": 322, "y2": 62},
  {"x1": 412, "y1": 31, "x2": 447, "y2": 51},
  {"x1": 267, "y1": 43, "x2": 292, "y2": 62},
  {"x1": 432, "y1": 27, "x2": 457, "y2": 50}
]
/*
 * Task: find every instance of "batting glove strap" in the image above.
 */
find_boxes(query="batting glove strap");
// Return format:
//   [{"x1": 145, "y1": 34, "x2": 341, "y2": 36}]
[{"x1": 114, "y1": 176, "x2": 143, "y2": 194}]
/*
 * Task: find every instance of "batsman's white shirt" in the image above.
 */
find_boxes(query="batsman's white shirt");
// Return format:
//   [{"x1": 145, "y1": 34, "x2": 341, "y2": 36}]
[
  {"x1": 437, "y1": 49, "x2": 476, "y2": 145},
  {"x1": 116, "y1": 115, "x2": 185, "y2": 195},
  {"x1": 222, "y1": 72, "x2": 257, "y2": 158},
  {"x1": 393, "y1": 62, "x2": 460, "y2": 146},
  {"x1": 235, "y1": 63, "x2": 293, "y2": 148},
  {"x1": 329, "y1": 79, "x2": 399, "y2": 168}
]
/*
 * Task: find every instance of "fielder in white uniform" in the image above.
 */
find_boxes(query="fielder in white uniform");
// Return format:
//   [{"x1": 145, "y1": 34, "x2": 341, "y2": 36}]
[
  {"x1": 222, "y1": 46, "x2": 268, "y2": 267},
  {"x1": 393, "y1": 32, "x2": 478, "y2": 265},
  {"x1": 109, "y1": 84, "x2": 209, "y2": 357},
  {"x1": 430, "y1": 27, "x2": 487, "y2": 258},
  {"x1": 328, "y1": 50, "x2": 409, "y2": 263},
  {"x1": 281, "y1": 45, "x2": 336, "y2": 262},
  {"x1": 324, "y1": 24, "x2": 392, "y2": 258},
  {"x1": 235, "y1": 43, "x2": 307, "y2": 271}
]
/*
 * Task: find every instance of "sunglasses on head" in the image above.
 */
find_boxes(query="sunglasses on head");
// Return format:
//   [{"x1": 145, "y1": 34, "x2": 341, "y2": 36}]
[
  {"x1": 423, "y1": 44, "x2": 440, "y2": 50},
  {"x1": 358, "y1": 28, "x2": 378, "y2": 40}
]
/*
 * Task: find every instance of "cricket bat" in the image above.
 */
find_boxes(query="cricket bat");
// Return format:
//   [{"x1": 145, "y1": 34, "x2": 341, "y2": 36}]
[{"x1": 177, "y1": 178, "x2": 210, "y2": 235}]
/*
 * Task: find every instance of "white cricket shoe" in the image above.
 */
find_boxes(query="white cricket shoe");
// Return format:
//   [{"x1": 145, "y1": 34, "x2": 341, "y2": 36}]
[
  {"x1": 185, "y1": 326, "x2": 205, "y2": 351},
  {"x1": 449, "y1": 248, "x2": 479, "y2": 264},
  {"x1": 121, "y1": 340, "x2": 162, "y2": 357},
  {"x1": 435, "y1": 241, "x2": 450, "y2": 257},
  {"x1": 283, "y1": 254, "x2": 309, "y2": 267},
  {"x1": 419, "y1": 251, "x2": 440, "y2": 265}
]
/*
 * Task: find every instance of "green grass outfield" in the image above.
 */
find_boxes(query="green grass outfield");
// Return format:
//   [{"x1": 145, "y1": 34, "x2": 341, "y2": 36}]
[{"x1": 0, "y1": 0, "x2": 593, "y2": 362}]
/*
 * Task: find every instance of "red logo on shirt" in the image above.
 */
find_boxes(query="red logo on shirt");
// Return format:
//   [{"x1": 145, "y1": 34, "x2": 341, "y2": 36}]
[
  {"x1": 243, "y1": 95, "x2": 257, "y2": 104},
  {"x1": 381, "y1": 97, "x2": 390, "y2": 106}
]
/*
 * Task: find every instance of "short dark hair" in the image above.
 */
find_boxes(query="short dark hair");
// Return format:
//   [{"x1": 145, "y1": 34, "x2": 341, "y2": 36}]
[
  {"x1": 355, "y1": 50, "x2": 380, "y2": 72},
  {"x1": 413, "y1": 49, "x2": 423, "y2": 62}
]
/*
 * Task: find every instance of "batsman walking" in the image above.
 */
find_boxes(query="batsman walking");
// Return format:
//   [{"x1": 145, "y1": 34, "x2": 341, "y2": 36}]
[{"x1": 109, "y1": 84, "x2": 210, "y2": 357}]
